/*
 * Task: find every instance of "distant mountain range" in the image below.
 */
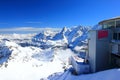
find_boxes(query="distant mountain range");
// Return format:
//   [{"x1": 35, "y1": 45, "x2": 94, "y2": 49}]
[{"x1": 32, "y1": 26, "x2": 91, "y2": 49}]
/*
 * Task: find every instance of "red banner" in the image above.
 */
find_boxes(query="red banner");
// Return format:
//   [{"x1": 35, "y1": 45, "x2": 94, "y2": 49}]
[{"x1": 98, "y1": 30, "x2": 108, "y2": 39}]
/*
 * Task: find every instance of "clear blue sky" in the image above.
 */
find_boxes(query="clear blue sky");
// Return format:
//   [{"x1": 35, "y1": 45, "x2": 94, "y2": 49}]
[{"x1": 0, "y1": 0, "x2": 120, "y2": 29}]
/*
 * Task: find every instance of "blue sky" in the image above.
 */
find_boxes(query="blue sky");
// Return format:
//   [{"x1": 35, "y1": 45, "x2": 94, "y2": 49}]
[{"x1": 0, "y1": 0, "x2": 120, "y2": 30}]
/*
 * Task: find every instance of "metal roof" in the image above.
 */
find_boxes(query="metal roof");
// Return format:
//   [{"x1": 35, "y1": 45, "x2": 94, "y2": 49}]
[{"x1": 99, "y1": 17, "x2": 120, "y2": 24}]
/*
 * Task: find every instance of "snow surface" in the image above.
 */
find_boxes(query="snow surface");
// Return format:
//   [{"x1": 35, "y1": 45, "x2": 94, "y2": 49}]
[
  {"x1": 49, "y1": 68, "x2": 120, "y2": 80},
  {"x1": 0, "y1": 26, "x2": 119, "y2": 80},
  {"x1": 0, "y1": 40, "x2": 74, "y2": 80}
]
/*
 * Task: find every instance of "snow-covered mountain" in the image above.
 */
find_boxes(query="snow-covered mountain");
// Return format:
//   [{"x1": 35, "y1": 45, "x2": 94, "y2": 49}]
[
  {"x1": 0, "y1": 25, "x2": 90, "y2": 67},
  {"x1": 52, "y1": 27, "x2": 70, "y2": 40},
  {"x1": 0, "y1": 25, "x2": 119, "y2": 80},
  {"x1": 0, "y1": 40, "x2": 74, "y2": 80},
  {"x1": 33, "y1": 26, "x2": 90, "y2": 49}
]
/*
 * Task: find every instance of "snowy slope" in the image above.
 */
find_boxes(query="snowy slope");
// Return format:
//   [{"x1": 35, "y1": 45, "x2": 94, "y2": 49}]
[
  {"x1": 0, "y1": 26, "x2": 119, "y2": 80},
  {"x1": 33, "y1": 26, "x2": 90, "y2": 49},
  {"x1": 68, "y1": 26, "x2": 90, "y2": 48},
  {"x1": 52, "y1": 26, "x2": 90, "y2": 45},
  {"x1": 52, "y1": 27, "x2": 70, "y2": 40},
  {"x1": 0, "y1": 40, "x2": 75, "y2": 80},
  {"x1": 48, "y1": 68, "x2": 120, "y2": 80}
]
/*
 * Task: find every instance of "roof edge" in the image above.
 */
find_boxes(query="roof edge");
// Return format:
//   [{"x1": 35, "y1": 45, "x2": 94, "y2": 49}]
[{"x1": 99, "y1": 16, "x2": 120, "y2": 24}]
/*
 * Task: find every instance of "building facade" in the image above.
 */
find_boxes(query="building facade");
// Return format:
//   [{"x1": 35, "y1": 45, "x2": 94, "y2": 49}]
[{"x1": 88, "y1": 17, "x2": 120, "y2": 73}]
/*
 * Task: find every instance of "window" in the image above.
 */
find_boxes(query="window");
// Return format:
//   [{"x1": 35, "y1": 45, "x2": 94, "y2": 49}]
[
  {"x1": 118, "y1": 33, "x2": 120, "y2": 40},
  {"x1": 116, "y1": 20, "x2": 120, "y2": 28},
  {"x1": 113, "y1": 33, "x2": 117, "y2": 40},
  {"x1": 107, "y1": 21, "x2": 115, "y2": 28},
  {"x1": 102, "y1": 21, "x2": 115, "y2": 29},
  {"x1": 102, "y1": 24, "x2": 108, "y2": 29}
]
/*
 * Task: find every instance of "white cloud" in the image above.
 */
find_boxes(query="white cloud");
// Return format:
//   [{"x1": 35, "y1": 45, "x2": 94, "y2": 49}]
[
  {"x1": 0, "y1": 27, "x2": 61, "y2": 32},
  {"x1": 25, "y1": 22, "x2": 42, "y2": 24}
]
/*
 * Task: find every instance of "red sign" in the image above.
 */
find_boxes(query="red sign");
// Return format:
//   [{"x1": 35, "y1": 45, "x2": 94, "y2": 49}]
[{"x1": 98, "y1": 30, "x2": 108, "y2": 39}]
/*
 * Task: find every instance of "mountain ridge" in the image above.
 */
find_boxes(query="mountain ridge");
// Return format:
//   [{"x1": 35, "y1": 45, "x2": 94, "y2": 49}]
[{"x1": 33, "y1": 26, "x2": 90, "y2": 49}]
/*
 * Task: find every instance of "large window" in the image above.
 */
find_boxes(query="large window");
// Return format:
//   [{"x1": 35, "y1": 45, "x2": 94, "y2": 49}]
[
  {"x1": 102, "y1": 23, "x2": 108, "y2": 29},
  {"x1": 113, "y1": 33, "x2": 117, "y2": 40},
  {"x1": 113, "y1": 33, "x2": 120, "y2": 40},
  {"x1": 116, "y1": 20, "x2": 120, "y2": 28},
  {"x1": 102, "y1": 19, "x2": 120, "y2": 29},
  {"x1": 118, "y1": 33, "x2": 120, "y2": 40},
  {"x1": 107, "y1": 21, "x2": 115, "y2": 28},
  {"x1": 102, "y1": 21, "x2": 115, "y2": 29}
]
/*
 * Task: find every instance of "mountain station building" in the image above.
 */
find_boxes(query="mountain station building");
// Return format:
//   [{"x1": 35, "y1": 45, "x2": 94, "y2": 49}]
[{"x1": 70, "y1": 17, "x2": 120, "y2": 74}]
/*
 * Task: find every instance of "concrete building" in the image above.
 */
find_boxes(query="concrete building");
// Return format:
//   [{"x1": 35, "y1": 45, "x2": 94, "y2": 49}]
[
  {"x1": 71, "y1": 17, "x2": 120, "y2": 74},
  {"x1": 89, "y1": 17, "x2": 120, "y2": 73}
]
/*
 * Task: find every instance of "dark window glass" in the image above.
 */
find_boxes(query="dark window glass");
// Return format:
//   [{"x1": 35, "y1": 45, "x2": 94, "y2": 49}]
[
  {"x1": 113, "y1": 33, "x2": 117, "y2": 40},
  {"x1": 118, "y1": 33, "x2": 120, "y2": 40},
  {"x1": 116, "y1": 20, "x2": 120, "y2": 28}
]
